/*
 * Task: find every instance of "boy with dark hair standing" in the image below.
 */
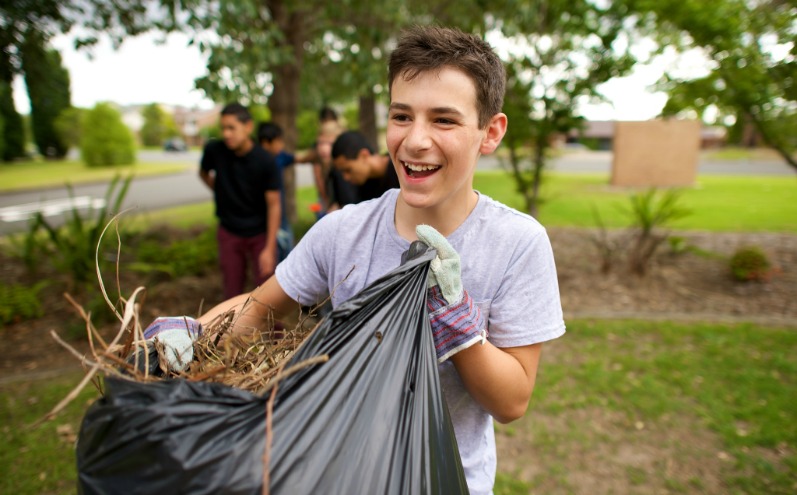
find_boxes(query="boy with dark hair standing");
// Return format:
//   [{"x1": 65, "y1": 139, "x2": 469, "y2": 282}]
[
  {"x1": 195, "y1": 27, "x2": 564, "y2": 494},
  {"x1": 199, "y1": 103, "x2": 282, "y2": 299},
  {"x1": 331, "y1": 130, "x2": 400, "y2": 201},
  {"x1": 257, "y1": 121, "x2": 294, "y2": 262}
]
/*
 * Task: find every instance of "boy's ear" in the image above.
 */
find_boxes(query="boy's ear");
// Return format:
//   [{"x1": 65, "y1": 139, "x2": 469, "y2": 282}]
[{"x1": 479, "y1": 113, "x2": 508, "y2": 155}]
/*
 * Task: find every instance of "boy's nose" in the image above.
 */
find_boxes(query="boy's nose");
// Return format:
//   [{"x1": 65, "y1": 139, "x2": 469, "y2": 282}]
[{"x1": 404, "y1": 123, "x2": 432, "y2": 152}]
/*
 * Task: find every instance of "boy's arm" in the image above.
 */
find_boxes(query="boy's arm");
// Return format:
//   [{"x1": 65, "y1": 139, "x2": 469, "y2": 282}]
[
  {"x1": 416, "y1": 225, "x2": 547, "y2": 424},
  {"x1": 451, "y1": 342, "x2": 542, "y2": 424},
  {"x1": 197, "y1": 276, "x2": 300, "y2": 333},
  {"x1": 259, "y1": 190, "x2": 282, "y2": 277}
]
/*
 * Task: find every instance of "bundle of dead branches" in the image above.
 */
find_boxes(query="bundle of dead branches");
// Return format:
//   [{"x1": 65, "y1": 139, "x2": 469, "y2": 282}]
[
  {"x1": 41, "y1": 285, "x2": 326, "y2": 425},
  {"x1": 36, "y1": 214, "x2": 332, "y2": 426}
]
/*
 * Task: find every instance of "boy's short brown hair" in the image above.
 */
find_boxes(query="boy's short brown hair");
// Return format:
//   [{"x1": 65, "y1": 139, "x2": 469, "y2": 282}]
[{"x1": 388, "y1": 25, "x2": 506, "y2": 129}]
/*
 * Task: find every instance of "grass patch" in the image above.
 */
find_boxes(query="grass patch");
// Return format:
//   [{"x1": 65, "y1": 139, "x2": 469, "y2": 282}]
[
  {"x1": 496, "y1": 319, "x2": 797, "y2": 494},
  {"x1": 474, "y1": 171, "x2": 797, "y2": 232},
  {"x1": 0, "y1": 159, "x2": 190, "y2": 192},
  {"x1": 1, "y1": 372, "x2": 99, "y2": 495}
]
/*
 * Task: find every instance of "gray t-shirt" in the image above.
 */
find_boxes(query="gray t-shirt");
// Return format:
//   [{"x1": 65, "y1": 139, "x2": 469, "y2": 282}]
[{"x1": 276, "y1": 189, "x2": 566, "y2": 494}]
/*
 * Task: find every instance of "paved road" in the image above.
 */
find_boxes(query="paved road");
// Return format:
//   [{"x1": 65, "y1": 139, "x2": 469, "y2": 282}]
[{"x1": 0, "y1": 149, "x2": 793, "y2": 236}]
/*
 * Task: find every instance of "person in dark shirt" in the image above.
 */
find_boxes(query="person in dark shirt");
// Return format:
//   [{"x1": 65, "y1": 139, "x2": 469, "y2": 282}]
[
  {"x1": 331, "y1": 130, "x2": 400, "y2": 202},
  {"x1": 199, "y1": 103, "x2": 282, "y2": 299},
  {"x1": 257, "y1": 121, "x2": 294, "y2": 262}
]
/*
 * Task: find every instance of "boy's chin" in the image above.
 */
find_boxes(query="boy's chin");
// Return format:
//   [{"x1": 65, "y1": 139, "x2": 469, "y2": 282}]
[{"x1": 398, "y1": 189, "x2": 437, "y2": 210}]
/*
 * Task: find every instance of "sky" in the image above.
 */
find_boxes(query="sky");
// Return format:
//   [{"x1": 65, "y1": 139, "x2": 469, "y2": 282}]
[{"x1": 12, "y1": 30, "x2": 705, "y2": 121}]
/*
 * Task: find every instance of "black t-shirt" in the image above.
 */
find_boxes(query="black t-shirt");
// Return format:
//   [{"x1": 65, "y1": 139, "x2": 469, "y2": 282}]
[
  {"x1": 357, "y1": 157, "x2": 400, "y2": 202},
  {"x1": 200, "y1": 139, "x2": 281, "y2": 237},
  {"x1": 328, "y1": 168, "x2": 361, "y2": 208}
]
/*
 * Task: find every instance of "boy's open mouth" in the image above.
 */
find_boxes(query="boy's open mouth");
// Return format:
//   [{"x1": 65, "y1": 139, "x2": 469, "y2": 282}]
[{"x1": 403, "y1": 161, "x2": 441, "y2": 179}]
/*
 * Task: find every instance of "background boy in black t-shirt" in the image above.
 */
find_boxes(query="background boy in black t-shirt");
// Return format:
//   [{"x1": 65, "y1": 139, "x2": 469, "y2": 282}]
[
  {"x1": 199, "y1": 103, "x2": 282, "y2": 299},
  {"x1": 331, "y1": 130, "x2": 400, "y2": 202}
]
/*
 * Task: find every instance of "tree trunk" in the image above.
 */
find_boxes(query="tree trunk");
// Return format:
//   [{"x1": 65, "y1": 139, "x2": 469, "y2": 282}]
[
  {"x1": 358, "y1": 91, "x2": 378, "y2": 151},
  {"x1": 266, "y1": 1, "x2": 307, "y2": 224}
]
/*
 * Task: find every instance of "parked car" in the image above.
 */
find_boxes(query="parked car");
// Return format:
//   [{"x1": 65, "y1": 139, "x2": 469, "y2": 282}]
[{"x1": 163, "y1": 138, "x2": 188, "y2": 152}]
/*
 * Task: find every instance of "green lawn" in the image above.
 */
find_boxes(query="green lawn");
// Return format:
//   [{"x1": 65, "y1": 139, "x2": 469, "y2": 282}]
[
  {"x1": 494, "y1": 320, "x2": 797, "y2": 494},
  {"x1": 0, "y1": 159, "x2": 189, "y2": 192},
  {"x1": 473, "y1": 171, "x2": 797, "y2": 232},
  {"x1": 3, "y1": 320, "x2": 794, "y2": 494}
]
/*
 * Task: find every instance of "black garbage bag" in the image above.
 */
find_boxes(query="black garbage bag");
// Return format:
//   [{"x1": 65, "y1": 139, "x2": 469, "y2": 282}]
[{"x1": 76, "y1": 242, "x2": 468, "y2": 494}]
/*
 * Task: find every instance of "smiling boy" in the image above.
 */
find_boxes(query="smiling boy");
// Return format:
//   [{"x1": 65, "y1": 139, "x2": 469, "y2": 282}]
[{"x1": 197, "y1": 26, "x2": 565, "y2": 494}]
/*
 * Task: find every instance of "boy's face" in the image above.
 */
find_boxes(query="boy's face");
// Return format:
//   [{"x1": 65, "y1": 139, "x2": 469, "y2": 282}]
[
  {"x1": 387, "y1": 67, "x2": 505, "y2": 212},
  {"x1": 261, "y1": 137, "x2": 284, "y2": 155},
  {"x1": 333, "y1": 151, "x2": 371, "y2": 185},
  {"x1": 221, "y1": 115, "x2": 253, "y2": 153}
]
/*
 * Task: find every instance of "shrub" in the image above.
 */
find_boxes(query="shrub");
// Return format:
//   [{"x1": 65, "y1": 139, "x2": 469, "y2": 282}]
[
  {"x1": 0, "y1": 281, "x2": 47, "y2": 326},
  {"x1": 625, "y1": 188, "x2": 690, "y2": 276},
  {"x1": 131, "y1": 227, "x2": 218, "y2": 278},
  {"x1": 729, "y1": 246, "x2": 773, "y2": 282},
  {"x1": 27, "y1": 175, "x2": 132, "y2": 287},
  {"x1": 80, "y1": 102, "x2": 136, "y2": 167}
]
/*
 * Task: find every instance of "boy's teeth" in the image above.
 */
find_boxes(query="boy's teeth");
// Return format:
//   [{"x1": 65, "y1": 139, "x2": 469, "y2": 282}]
[{"x1": 404, "y1": 161, "x2": 439, "y2": 172}]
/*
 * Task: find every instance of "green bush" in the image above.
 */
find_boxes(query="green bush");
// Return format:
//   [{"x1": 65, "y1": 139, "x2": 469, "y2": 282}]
[
  {"x1": 28, "y1": 175, "x2": 132, "y2": 286},
  {"x1": 0, "y1": 282, "x2": 47, "y2": 326},
  {"x1": 729, "y1": 246, "x2": 773, "y2": 282},
  {"x1": 80, "y1": 103, "x2": 136, "y2": 167},
  {"x1": 132, "y1": 227, "x2": 218, "y2": 278}
]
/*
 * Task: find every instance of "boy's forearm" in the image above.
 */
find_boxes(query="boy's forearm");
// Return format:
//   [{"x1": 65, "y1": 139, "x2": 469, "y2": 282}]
[{"x1": 450, "y1": 342, "x2": 542, "y2": 424}]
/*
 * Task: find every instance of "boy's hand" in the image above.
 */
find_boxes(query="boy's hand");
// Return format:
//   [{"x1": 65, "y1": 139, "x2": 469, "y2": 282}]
[
  {"x1": 142, "y1": 316, "x2": 202, "y2": 372},
  {"x1": 416, "y1": 225, "x2": 487, "y2": 363}
]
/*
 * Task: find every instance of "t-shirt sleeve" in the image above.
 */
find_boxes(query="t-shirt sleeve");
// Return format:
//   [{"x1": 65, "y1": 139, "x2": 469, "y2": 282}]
[
  {"x1": 275, "y1": 212, "x2": 339, "y2": 306},
  {"x1": 487, "y1": 228, "x2": 565, "y2": 348}
]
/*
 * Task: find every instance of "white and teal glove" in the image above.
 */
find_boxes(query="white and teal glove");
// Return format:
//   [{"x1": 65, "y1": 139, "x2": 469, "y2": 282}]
[
  {"x1": 416, "y1": 225, "x2": 487, "y2": 363},
  {"x1": 142, "y1": 316, "x2": 202, "y2": 372}
]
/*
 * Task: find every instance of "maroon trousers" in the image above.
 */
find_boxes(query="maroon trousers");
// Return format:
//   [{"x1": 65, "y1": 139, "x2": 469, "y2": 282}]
[{"x1": 217, "y1": 225, "x2": 272, "y2": 299}]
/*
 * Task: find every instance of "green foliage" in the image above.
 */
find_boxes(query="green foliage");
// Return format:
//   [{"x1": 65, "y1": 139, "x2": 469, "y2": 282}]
[
  {"x1": 131, "y1": 227, "x2": 217, "y2": 278},
  {"x1": 80, "y1": 103, "x2": 136, "y2": 167},
  {"x1": 139, "y1": 103, "x2": 179, "y2": 147},
  {"x1": 628, "y1": 0, "x2": 797, "y2": 171},
  {"x1": 624, "y1": 188, "x2": 691, "y2": 275},
  {"x1": 295, "y1": 109, "x2": 320, "y2": 150},
  {"x1": 21, "y1": 31, "x2": 71, "y2": 159},
  {"x1": 53, "y1": 106, "x2": 84, "y2": 150},
  {"x1": 0, "y1": 281, "x2": 47, "y2": 326},
  {"x1": 27, "y1": 175, "x2": 132, "y2": 286},
  {"x1": 499, "y1": 0, "x2": 637, "y2": 217},
  {"x1": 0, "y1": 106, "x2": 4, "y2": 160},
  {"x1": 0, "y1": 79, "x2": 25, "y2": 161},
  {"x1": 729, "y1": 246, "x2": 773, "y2": 282}
]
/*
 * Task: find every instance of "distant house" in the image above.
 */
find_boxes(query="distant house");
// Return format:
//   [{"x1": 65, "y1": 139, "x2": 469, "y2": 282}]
[
  {"x1": 173, "y1": 105, "x2": 223, "y2": 147},
  {"x1": 566, "y1": 121, "x2": 615, "y2": 150},
  {"x1": 566, "y1": 120, "x2": 727, "y2": 150}
]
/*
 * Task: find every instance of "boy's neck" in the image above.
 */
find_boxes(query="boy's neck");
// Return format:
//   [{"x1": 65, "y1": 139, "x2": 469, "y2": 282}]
[{"x1": 394, "y1": 188, "x2": 479, "y2": 240}]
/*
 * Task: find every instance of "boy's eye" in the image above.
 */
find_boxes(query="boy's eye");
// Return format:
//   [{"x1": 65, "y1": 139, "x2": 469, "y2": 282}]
[{"x1": 390, "y1": 113, "x2": 410, "y2": 122}]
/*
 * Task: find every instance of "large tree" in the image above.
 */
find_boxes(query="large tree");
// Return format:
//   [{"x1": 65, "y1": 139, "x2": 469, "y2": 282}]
[
  {"x1": 624, "y1": 0, "x2": 797, "y2": 171},
  {"x1": 22, "y1": 30, "x2": 72, "y2": 158}
]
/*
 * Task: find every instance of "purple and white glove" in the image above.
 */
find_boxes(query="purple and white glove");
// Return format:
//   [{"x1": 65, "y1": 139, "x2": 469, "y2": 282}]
[
  {"x1": 142, "y1": 316, "x2": 202, "y2": 372},
  {"x1": 416, "y1": 225, "x2": 487, "y2": 363}
]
